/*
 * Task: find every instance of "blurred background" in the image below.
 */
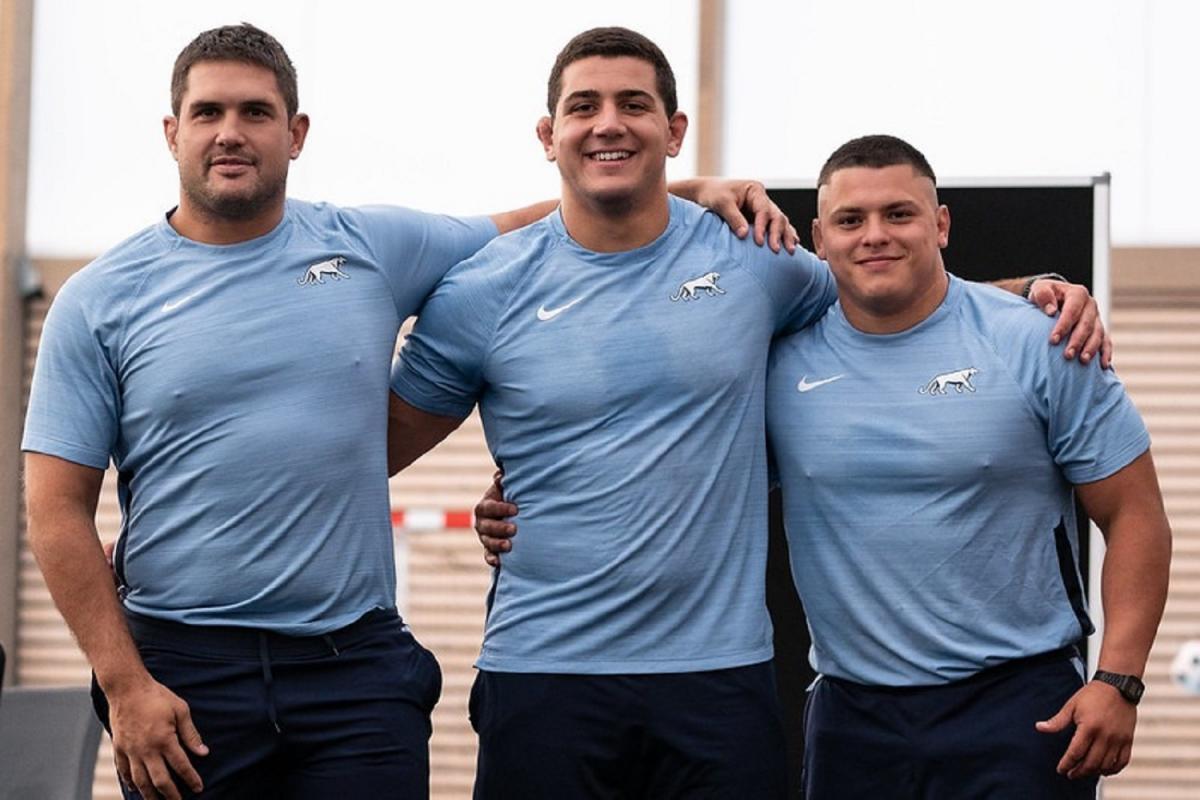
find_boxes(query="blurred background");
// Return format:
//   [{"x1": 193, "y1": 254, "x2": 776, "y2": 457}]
[{"x1": 2, "y1": 1, "x2": 1196, "y2": 797}]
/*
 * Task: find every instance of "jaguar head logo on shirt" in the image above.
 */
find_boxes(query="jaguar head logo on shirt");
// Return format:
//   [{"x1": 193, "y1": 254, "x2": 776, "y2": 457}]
[
  {"x1": 670, "y1": 271, "x2": 725, "y2": 302},
  {"x1": 298, "y1": 256, "x2": 349, "y2": 286}
]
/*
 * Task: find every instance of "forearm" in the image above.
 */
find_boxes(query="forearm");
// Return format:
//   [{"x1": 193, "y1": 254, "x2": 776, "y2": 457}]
[
  {"x1": 991, "y1": 276, "x2": 1026, "y2": 295},
  {"x1": 1095, "y1": 512, "x2": 1172, "y2": 676},
  {"x1": 387, "y1": 394, "x2": 466, "y2": 475},
  {"x1": 29, "y1": 511, "x2": 150, "y2": 693},
  {"x1": 489, "y1": 200, "x2": 559, "y2": 235}
]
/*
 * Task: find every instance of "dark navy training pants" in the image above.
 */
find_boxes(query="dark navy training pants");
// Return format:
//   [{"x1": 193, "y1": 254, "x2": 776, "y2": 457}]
[
  {"x1": 92, "y1": 608, "x2": 441, "y2": 799},
  {"x1": 803, "y1": 648, "x2": 1098, "y2": 799},
  {"x1": 469, "y1": 661, "x2": 787, "y2": 799}
]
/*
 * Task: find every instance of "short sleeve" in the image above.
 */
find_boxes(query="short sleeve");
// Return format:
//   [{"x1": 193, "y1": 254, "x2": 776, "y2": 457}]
[
  {"x1": 390, "y1": 257, "x2": 502, "y2": 419},
  {"x1": 1001, "y1": 308, "x2": 1149, "y2": 484},
  {"x1": 709, "y1": 214, "x2": 837, "y2": 335},
  {"x1": 21, "y1": 279, "x2": 120, "y2": 469},
  {"x1": 348, "y1": 206, "x2": 497, "y2": 313}
]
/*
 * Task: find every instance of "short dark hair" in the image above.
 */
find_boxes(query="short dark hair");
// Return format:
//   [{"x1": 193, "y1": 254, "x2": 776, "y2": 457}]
[
  {"x1": 171, "y1": 23, "x2": 299, "y2": 117},
  {"x1": 546, "y1": 27, "x2": 678, "y2": 117},
  {"x1": 818, "y1": 135, "x2": 937, "y2": 187}
]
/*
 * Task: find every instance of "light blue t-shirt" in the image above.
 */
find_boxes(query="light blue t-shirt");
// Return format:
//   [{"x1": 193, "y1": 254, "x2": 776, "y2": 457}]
[
  {"x1": 766, "y1": 274, "x2": 1150, "y2": 686},
  {"x1": 391, "y1": 196, "x2": 837, "y2": 673},
  {"x1": 22, "y1": 199, "x2": 496, "y2": 635}
]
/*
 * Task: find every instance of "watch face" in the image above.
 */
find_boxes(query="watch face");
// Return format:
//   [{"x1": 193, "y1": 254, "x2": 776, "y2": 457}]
[{"x1": 1096, "y1": 670, "x2": 1145, "y2": 704}]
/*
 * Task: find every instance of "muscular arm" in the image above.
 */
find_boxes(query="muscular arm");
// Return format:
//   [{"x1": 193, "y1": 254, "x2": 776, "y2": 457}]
[
  {"x1": 489, "y1": 201, "x2": 559, "y2": 235},
  {"x1": 1079, "y1": 450, "x2": 1172, "y2": 679},
  {"x1": 25, "y1": 453, "x2": 206, "y2": 799},
  {"x1": 1036, "y1": 450, "x2": 1172, "y2": 779},
  {"x1": 387, "y1": 392, "x2": 468, "y2": 476}
]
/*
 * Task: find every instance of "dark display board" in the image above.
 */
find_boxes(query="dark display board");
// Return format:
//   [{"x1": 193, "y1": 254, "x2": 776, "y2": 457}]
[{"x1": 764, "y1": 179, "x2": 1106, "y2": 794}]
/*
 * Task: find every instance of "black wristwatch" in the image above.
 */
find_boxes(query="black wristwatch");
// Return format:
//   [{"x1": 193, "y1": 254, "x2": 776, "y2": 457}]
[
  {"x1": 1021, "y1": 272, "x2": 1068, "y2": 299},
  {"x1": 1092, "y1": 670, "x2": 1145, "y2": 705}
]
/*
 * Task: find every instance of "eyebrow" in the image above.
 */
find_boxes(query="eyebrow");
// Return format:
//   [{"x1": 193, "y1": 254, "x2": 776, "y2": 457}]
[
  {"x1": 562, "y1": 89, "x2": 657, "y2": 106},
  {"x1": 187, "y1": 97, "x2": 279, "y2": 112},
  {"x1": 832, "y1": 199, "x2": 919, "y2": 215}
]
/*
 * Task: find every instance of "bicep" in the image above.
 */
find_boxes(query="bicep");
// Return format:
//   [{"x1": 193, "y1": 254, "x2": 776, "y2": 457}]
[
  {"x1": 1074, "y1": 449, "x2": 1165, "y2": 533},
  {"x1": 387, "y1": 392, "x2": 467, "y2": 475},
  {"x1": 24, "y1": 452, "x2": 105, "y2": 527}
]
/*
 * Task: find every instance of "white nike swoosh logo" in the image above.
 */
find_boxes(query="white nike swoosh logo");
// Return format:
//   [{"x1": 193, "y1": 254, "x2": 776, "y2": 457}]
[
  {"x1": 161, "y1": 290, "x2": 204, "y2": 313},
  {"x1": 796, "y1": 374, "x2": 844, "y2": 393},
  {"x1": 537, "y1": 296, "x2": 584, "y2": 321}
]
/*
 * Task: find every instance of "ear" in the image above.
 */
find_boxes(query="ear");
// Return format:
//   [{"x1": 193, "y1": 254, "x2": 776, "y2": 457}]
[
  {"x1": 536, "y1": 116, "x2": 555, "y2": 161},
  {"x1": 163, "y1": 116, "x2": 179, "y2": 160},
  {"x1": 289, "y1": 113, "x2": 311, "y2": 160},
  {"x1": 811, "y1": 218, "x2": 826, "y2": 259},
  {"x1": 665, "y1": 111, "x2": 688, "y2": 158},
  {"x1": 936, "y1": 204, "x2": 950, "y2": 249}
]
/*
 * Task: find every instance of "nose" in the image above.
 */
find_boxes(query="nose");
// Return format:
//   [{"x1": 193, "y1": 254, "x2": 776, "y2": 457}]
[
  {"x1": 592, "y1": 101, "x2": 626, "y2": 136},
  {"x1": 214, "y1": 116, "x2": 246, "y2": 148},
  {"x1": 861, "y1": 214, "x2": 890, "y2": 246}
]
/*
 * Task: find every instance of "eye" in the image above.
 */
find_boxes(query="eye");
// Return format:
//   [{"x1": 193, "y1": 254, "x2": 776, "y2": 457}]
[
  {"x1": 568, "y1": 102, "x2": 596, "y2": 114},
  {"x1": 888, "y1": 209, "x2": 915, "y2": 221},
  {"x1": 835, "y1": 215, "x2": 861, "y2": 228}
]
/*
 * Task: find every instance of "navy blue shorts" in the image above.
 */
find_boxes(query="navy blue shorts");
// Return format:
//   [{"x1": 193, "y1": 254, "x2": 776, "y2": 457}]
[
  {"x1": 469, "y1": 662, "x2": 787, "y2": 799},
  {"x1": 803, "y1": 647, "x2": 1097, "y2": 799},
  {"x1": 92, "y1": 608, "x2": 441, "y2": 799}
]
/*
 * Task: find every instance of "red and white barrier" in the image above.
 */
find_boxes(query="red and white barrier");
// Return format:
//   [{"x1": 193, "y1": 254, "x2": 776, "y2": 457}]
[{"x1": 390, "y1": 508, "x2": 474, "y2": 531}]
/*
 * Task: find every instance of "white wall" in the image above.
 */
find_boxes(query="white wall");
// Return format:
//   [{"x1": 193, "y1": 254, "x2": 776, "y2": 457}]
[
  {"x1": 724, "y1": 0, "x2": 1200, "y2": 246},
  {"x1": 27, "y1": 1, "x2": 1200, "y2": 255},
  {"x1": 26, "y1": 0, "x2": 698, "y2": 257}
]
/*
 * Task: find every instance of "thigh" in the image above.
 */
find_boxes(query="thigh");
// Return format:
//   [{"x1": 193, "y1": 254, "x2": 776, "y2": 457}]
[
  {"x1": 470, "y1": 671, "x2": 633, "y2": 800},
  {"x1": 92, "y1": 647, "x2": 284, "y2": 800},
  {"x1": 279, "y1": 621, "x2": 443, "y2": 800},
  {"x1": 637, "y1": 662, "x2": 787, "y2": 800},
  {"x1": 921, "y1": 658, "x2": 1098, "y2": 800},
  {"x1": 802, "y1": 677, "x2": 917, "y2": 800}
]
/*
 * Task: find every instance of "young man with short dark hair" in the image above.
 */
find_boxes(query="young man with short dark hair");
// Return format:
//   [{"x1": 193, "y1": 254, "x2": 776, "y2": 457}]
[{"x1": 767, "y1": 134, "x2": 1170, "y2": 798}]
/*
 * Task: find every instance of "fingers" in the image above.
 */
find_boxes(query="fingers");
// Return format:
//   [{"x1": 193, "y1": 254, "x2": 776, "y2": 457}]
[
  {"x1": 1100, "y1": 330, "x2": 1114, "y2": 370},
  {"x1": 720, "y1": 200, "x2": 751, "y2": 240},
  {"x1": 114, "y1": 749, "x2": 133, "y2": 793},
  {"x1": 1028, "y1": 280, "x2": 1061, "y2": 317},
  {"x1": 1060, "y1": 294, "x2": 1100, "y2": 363},
  {"x1": 1055, "y1": 725, "x2": 1095, "y2": 777},
  {"x1": 783, "y1": 224, "x2": 799, "y2": 254},
  {"x1": 130, "y1": 759, "x2": 159, "y2": 800},
  {"x1": 1035, "y1": 704, "x2": 1072, "y2": 734},
  {"x1": 173, "y1": 704, "x2": 208, "y2": 789}
]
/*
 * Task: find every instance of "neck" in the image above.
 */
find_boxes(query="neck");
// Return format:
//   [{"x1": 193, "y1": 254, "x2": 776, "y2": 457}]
[
  {"x1": 558, "y1": 186, "x2": 670, "y2": 253},
  {"x1": 168, "y1": 196, "x2": 287, "y2": 245},
  {"x1": 842, "y1": 268, "x2": 950, "y2": 335}
]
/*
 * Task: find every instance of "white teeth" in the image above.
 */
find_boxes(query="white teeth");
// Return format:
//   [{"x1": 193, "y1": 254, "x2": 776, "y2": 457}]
[{"x1": 591, "y1": 151, "x2": 631, "y2": 161}]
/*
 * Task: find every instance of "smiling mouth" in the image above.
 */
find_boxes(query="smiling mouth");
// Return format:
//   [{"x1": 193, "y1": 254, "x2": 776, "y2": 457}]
[
  {"x1": 587, "y1": 150, "x2": 633, "y2": 162},
  {"x1": 857, "y1": 255, "x2": 901, "y2": 267}
]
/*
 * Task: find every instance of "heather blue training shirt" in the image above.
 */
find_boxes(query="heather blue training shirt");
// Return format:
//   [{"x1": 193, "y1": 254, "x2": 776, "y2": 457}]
[
  {"x1": 767, "y1": 275, "x2": 1150, "y2": 686},
  {"x1": 391, "y1": 196, "x2": 837, "y2": 673},
  {"x1": 23, "y1": 199, "x2": 495, "y2": 635}
]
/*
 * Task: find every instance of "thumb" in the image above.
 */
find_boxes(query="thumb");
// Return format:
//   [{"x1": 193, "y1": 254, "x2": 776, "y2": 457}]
[
  {"x1": 175, "y1": 704, "x2": 209, "y2": 756},
  {"x1": 1035, "y1": 701, "x2": 1074, "y2": 734}
]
